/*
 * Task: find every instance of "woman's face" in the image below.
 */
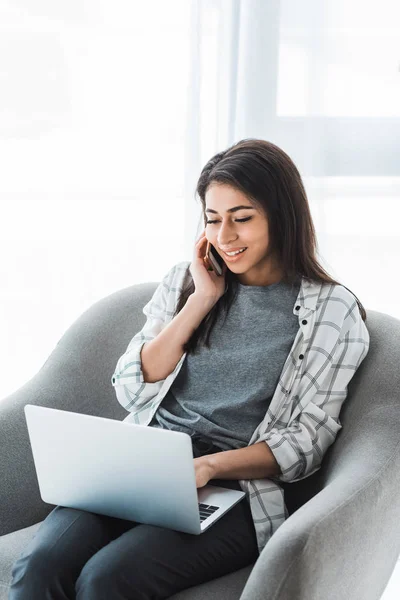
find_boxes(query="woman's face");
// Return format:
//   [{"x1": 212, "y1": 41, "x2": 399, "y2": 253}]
[{"x1": 204, "y1": 183, "x2": 283, "y2": 286}]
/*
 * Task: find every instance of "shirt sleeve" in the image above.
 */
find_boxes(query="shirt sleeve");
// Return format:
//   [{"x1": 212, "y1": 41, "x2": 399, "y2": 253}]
[
  {"x1": 110, "y1": 264, "x2": 180, "y2": 414},
  {"x1": 259, "y1": 314, "x2": 370, "y2": 483}
]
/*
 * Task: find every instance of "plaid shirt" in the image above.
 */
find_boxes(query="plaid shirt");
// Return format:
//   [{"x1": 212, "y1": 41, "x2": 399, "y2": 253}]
[{"x1": 111, "y1": 261, "x2": 370, "y2": 554}]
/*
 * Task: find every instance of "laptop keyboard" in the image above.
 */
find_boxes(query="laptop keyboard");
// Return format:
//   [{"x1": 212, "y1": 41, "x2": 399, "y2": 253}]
[{"x1": 198, "y1": 503, "x2": 219, "y2": 522}]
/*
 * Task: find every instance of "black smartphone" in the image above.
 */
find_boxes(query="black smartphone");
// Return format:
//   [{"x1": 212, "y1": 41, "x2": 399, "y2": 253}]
[{"x1": 204, "y1": 240, "x2": 224, "y2": 276}]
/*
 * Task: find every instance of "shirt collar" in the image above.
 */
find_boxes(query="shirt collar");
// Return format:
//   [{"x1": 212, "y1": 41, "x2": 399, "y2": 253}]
[{"x1": 295, "y1": 277, "x2": 323, "y2": 314}]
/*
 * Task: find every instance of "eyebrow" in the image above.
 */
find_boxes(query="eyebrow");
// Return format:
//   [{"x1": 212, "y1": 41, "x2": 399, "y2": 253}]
[{"x1": 205, "y1": 205, "x2": 255, "y2": 214}]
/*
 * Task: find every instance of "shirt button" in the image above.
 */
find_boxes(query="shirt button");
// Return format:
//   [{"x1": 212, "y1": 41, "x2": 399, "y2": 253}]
[
  {"x1": 295, "y1": 306, "x2": 300, "y2": 311},
  {"x1": 299, "y1": 354, "x2": 304, "y2": 360},
  {"x1": 302, "y1": 320, "x2": 307, "y2": 325}
]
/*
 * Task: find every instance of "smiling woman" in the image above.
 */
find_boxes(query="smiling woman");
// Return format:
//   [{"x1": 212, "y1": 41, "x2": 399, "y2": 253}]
[
  {"x1": 173, "y1": 137, "x2": 367, "y2": 357},
  {"x1": 204, "y1": 183, "x2": 282, "y2": 284},
  {"x1": 104, "y1": 136, "x2": 370, "y2": 585}
]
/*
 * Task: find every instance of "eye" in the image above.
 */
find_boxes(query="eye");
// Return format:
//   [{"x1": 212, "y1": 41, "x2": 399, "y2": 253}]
[{"x1": 206, "y1": 217, "x2": 252, "y2": 224}]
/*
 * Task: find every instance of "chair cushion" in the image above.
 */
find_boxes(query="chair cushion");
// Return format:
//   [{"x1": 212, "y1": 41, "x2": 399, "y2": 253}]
[{"x1": 0, "y1": 522, "x2": 42, "y2": 599}]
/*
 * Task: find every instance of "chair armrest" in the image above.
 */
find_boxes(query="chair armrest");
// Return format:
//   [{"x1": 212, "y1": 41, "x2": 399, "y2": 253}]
[{"x1": 240, "y1": 409, "x2": 400, "y2": 600}]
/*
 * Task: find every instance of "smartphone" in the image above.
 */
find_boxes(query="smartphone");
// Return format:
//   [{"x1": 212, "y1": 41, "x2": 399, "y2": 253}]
[{"x1": 203, "y1": 240, "x2": 224, "y2": 276}]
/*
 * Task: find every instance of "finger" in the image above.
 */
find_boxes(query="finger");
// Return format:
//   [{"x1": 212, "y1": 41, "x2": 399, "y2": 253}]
[
  {"x1": 196, "y1": 231, "x2": 206, "y2": 242},
  {"x1": 195, "y1": 238, "x2": 207, "y2": 249}
]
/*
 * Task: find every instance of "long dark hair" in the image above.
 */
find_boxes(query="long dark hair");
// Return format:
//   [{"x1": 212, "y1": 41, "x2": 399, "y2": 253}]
[{"x1": 174, "y1": 138, "x2": 367, "y2": 355}]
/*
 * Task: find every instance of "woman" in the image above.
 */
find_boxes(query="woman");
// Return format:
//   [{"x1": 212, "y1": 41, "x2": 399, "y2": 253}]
[{"x1": 9, "y1": 139, "x2": 370, "y2": 599}]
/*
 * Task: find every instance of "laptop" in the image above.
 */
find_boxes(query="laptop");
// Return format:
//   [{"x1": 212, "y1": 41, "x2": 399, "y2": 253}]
[{"x1": 24, "y1": 405, "x2": 246, "y2": 535}]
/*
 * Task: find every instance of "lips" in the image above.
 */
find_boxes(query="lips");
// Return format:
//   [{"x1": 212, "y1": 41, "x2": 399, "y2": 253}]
[
  {"x1": 220, "y1": 247, "x2": 247, "y2": 252},
  {"x1": 223, "y1": 248, "x2": 247, "y2": 256},
  {"x1": 222, "y1": 248, "x2": 248, "y2": 262}
]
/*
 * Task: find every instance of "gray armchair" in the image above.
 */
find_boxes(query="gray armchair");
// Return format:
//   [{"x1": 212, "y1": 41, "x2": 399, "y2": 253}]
[{"x1": 1, "y1": 281, "x2": 399, "y2": 600}]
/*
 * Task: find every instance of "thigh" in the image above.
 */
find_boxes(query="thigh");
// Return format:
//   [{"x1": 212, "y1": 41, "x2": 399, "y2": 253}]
[
  {"x1": 20, "y1": 504, "x2": 136, "y2": 561},
  {"x1": 76, "y1": 481, "x2": 258, "y2": 600},
  {"x1": 9, "y1": 505, "x2": 139, "y2": 596}
]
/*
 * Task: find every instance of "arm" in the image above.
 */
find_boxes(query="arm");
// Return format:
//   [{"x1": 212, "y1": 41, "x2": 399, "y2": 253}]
[
  {"x1": 203, "y1": 315, "x2": 369, "y2": 485},
  {"x1": 140, "y1": 293, "x2": 214, "y2": 383},
  {"x1": 111, "y1": 264, "x2": 214, "y2": 413},
  {"x1": 206, "y1": 441, "x2": 281, "y2": 480},
  {"x1": 259, "y1": 316, "x2": 370, "y2": 483}
]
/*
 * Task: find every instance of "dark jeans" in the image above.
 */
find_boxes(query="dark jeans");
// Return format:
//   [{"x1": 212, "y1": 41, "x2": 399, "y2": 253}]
[{"x1": 9, "y1": 434, "x2": 258, "y2": 599}]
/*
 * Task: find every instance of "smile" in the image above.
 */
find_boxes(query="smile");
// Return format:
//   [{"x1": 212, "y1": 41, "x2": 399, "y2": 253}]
[{"x1": 222, "y1": 247, "x2": 248, "y2": 261}]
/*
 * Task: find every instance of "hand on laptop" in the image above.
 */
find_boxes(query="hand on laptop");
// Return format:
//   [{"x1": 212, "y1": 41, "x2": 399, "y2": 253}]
[{"x1": 194, "y1": 456, "x2": 216, "y2": 488}]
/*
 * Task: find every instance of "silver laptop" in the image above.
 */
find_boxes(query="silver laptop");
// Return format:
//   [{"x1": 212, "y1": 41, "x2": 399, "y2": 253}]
[{"x1": 24, "y1": 405, "x2": 246, "y2": 535}]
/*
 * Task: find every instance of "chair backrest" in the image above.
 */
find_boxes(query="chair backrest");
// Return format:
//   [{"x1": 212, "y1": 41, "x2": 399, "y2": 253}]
[
  {"x1": 87, "y1": 287, "x2": 399, "y2": 515},
  {"x1": 2, "y1": 279, "x2": 398, "y2": 536},
  {"x1": 281, "y1": 309, "x2": 400, "y2": 515}
]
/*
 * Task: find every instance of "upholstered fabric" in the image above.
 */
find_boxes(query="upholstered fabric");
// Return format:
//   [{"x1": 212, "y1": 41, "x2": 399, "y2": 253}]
[{"x1": 0, "y1": 280, "x2": 399, "y2": 600}]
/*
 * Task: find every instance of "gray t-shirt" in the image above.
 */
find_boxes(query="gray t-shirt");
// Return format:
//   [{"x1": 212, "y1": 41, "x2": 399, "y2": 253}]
[{"x1": 149, "y1": 277, "x2": 301, "y2": 451}]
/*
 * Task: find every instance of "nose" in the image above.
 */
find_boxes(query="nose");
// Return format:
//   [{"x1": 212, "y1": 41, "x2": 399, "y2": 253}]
[
  {"x1": 217, "y1": 234, "x2": 239, "y2": 248},
  {"x1": 216, "y1": 221, "x2": 240, "y2": 247}
]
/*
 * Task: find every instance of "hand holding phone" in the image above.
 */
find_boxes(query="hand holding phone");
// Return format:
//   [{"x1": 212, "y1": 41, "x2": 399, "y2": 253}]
[
  {"x1": 190, "y1": 232, "x2": 227, "y2": 305},
  {"x1": 204, "y1": 240, "x2": 224, "y2": 276}
]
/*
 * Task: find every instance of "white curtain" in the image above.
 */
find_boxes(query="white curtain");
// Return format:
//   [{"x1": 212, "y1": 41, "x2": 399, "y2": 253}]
[
  {"x1": 184, "y1": 0, "x2": 400, "y2": 323},
  {"x1": 0, "y1": 0, "x2": 192, "y2": 401},
  {"x1": 1, "y1": 0, "x2": 400, "y2": 404}
]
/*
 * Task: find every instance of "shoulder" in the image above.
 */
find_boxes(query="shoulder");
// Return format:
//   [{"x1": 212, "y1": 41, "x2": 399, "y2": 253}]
[
  {"x1": 318, "y1": 281, "x2": 358, "y2": 310},
  {"x1": 316, "y1": 281, "x2": 362, "y2": 333},
  {"x1": 160, "y1": 260, "x2": 191, "y2": 293}
]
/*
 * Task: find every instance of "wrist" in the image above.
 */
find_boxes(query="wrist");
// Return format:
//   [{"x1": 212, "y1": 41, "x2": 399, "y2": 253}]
[
  {"x1": 204, "y1": 453, "x2": 219, "y2": 479},
  {"x1": 188, "y1": 293, "x2": 216, "y2": 312}
]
